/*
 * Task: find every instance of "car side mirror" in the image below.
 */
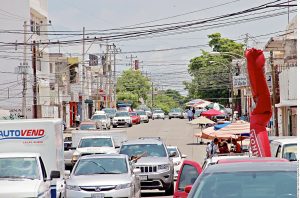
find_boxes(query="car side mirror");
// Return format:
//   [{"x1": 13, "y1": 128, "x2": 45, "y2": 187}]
[
  {"x1": 184, "y1": 185, "x2": 193, "y2": 193},
  {"x1": 169, "y1": 151, "x2": 176, "y2": 158},
  {"x1": 133, "y1": 168, "x2": 141, "y2": 174},
  {"x1": 50, "y1": 170, "x2": 60, "y2": 179},
  {"x1": 182, "y1": 154, "x2": 187, "y2": 158}
]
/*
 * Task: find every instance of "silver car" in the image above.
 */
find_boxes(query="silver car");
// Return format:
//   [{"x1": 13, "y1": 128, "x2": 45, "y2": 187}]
[
  {"x1": 66, "y1": 154, "x2": 141, "y2": 198},
  {"x1": 119, "y1": 138, "x2": 175, "y2": 196},
  {"x1": 91, "y1": 114, "x2": 111, "y2": 130}
]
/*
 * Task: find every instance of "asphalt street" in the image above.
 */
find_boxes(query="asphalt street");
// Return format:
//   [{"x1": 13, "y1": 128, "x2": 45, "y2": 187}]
[{"x1": 124, "y1": 118, "x2": 208, "y2": 198}]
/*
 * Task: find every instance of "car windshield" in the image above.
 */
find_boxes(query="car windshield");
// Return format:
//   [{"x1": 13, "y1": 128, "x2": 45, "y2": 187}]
[
  {"x1": 91, "y1": 115, "x2": 106, "y2": 120},
  {"x1": 137, "y1": 111, "x2": 146, "y2": 115},
  {"x1": 167, "y1": 148, "x2": 179, "y2": 157},
  {"x1": 191, "y1": 171, "x2": 296, "y2": 198},
  {"x1": 79, "y1": 124, "x2": 96, "y2": 130},
  {"x1": 130, "y1": 112, "x2": 137, "y2": 116},
  {"x1": 74, "y1": 158, "x2": 128, "y2": 175},
  {"x1": 78, "y1": 138, "x2": 113, "y2": 148},
  {"x1": 115, "y1": 112, "x2": 129, "y2": 117},
  {"x1": 0, "y1": 157, "x2": 40, "y2": 179},
  {"x1": 120, "y1": 144, "x2": 167, "y2": 157},
  {"x1": 282, "y1": 144, "x2": 297, "y2": 161},
  {"x1": 170, "y1": 109, "x2": 180, "y2": 112},
  {"x1": 154, "y1": 110, "x2": 163, "y2": 114}
]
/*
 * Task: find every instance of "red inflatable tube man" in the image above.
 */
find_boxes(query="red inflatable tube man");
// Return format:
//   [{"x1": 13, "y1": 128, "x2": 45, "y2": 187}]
[{"x1": 245, "y1": 48, "x2": 272, "y2": 157}]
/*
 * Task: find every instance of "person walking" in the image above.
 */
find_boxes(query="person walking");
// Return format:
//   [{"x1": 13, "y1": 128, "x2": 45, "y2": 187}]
[
  {"x1": 192, "y1": 107, "x2": 196, "y2": 119},
  {"x1": 187, "y1": 109, "x2": 193, "y2": 121},
  {"x1": 75, "y1": 114, "x2": 81, "y2": 127}
]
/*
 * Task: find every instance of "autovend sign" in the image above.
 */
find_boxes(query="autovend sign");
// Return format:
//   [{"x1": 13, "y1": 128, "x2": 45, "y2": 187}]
[{"x1": 0, "y1": 129, "x2": 46, "y2": 143}]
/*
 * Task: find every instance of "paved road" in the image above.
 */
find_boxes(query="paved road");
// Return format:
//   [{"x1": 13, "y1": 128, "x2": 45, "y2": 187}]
[{"x1": 124, "y1": 118, "x2": 208, "y2": 198}]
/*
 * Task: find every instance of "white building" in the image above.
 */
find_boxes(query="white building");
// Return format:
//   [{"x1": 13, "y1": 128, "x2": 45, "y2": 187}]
[{"x1": 0, "y1": 0, "x2": 51, "y2": 118}]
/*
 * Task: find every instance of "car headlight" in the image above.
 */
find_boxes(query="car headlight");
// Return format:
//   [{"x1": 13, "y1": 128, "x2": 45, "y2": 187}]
[
  {"x1": 158, "y1": 164, "x2": 170, "y2": 171},
  {"x1": 126, "y1": 119, "x2": 131, "y2": 122},
  {"x1": 66, "y1": 185, "x2": 81, "y2": 191},
  {"x1": 115, "y1": 183, "x2": 132, "y2": 190}
]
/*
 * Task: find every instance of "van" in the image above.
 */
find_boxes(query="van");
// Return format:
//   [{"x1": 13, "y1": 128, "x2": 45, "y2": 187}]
[{"x1": 0, "y1": 119, "x2": 65, "y2": 198}]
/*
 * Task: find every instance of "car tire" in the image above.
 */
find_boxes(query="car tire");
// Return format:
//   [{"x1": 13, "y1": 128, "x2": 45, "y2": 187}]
[
  {"x1": 169, "y1": 117, "x2": 171, "y2": 119},
  {"x1": 113, "y1": 125, "x2": 117, "y2": 128},
  {"x1": 129, "y1": 124, "x2": 133, "y2": 127},
  {"x1": 165, "y1": 182, "x2": 174, "y2": 196}
]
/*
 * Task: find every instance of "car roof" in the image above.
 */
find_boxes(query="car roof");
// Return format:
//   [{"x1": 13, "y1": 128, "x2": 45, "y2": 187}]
[
  {"x1": 206, "y1": 155, "x2": 249, "y2": 163},
  {"x1": 122, "y1": 138, "x2": 164, "y2": 145},
  {"x1": 80, "y1": 154, "x2": 128, "y2": 160},
  {"x1": 80, "y1": 136, "x2": 112, "y2": 139},
  {"x1": 0, "y1": 152, "x2": 41, "y2": 158},
  {"x1": 217, "y1": 157, "x2": 289, "y2": 164},
  {"x1": 272, "y1": 138, "x2": 297, "y2": 144},
  {"x1": 167, "y1": 146, "x2": 178, "y2": 149},
  {"x1": 204, "y1": 161, "x2": 296, "y2": 173}
]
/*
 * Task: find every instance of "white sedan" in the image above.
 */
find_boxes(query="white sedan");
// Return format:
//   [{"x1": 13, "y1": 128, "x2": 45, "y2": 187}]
[
  {"x1": 152, "y1": 110, "x2": 165, "y2": 120},
  {"x1": 167, "y1": 146, "x2": 187, "y2": 180}
]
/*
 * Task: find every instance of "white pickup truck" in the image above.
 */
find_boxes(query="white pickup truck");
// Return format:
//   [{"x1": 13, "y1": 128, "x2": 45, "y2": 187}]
[
  {"x1": 71, "y1": 130, "x2": 128, "y2": 165},
  {"x1": 0, "y1": 119, "x2": 65, "y2": 198}
]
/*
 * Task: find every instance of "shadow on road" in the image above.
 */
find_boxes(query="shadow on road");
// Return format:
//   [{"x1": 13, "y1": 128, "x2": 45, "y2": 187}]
[{"x1": 141, "y1": 191, "x2": 167, "y2": 197}]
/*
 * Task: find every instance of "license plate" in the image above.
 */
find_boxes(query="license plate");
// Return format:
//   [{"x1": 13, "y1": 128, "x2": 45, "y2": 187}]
[
  {"x1": 139, "y1": 175, "x2": 148, "y2": 181},
  {"x1": 91, "y1": 193, "x2": 104, "y2": 198}
]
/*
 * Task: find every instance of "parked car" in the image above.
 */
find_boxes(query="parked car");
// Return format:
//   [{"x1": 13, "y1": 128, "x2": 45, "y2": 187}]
[
  {"x1": 103, "y1": 108, "x2": 117, "y2": 120},
  {"x1": 136, "y1": 110, "x2": 149, "y2": 123},
  {"x1": 152, "y1": 110, "x2": 165, "y2": 120},
  {"x1": 64, "y1": 135, "x2": 75, "y2": 169},
  {"x1": 112, "y1": 111, "x2": 132, "y2": 128},
  {"x1": 119, "y1": 137, "x2": 175, "y2": 196},
  {"x1": 202, "y1": 154, "x2": 249, "y2": 170},
  {"x1": 270, "y1": 137, "x2": 297, "y2": 161},
  {"x1": 168, "y1": 108, "x2": 184, "y2": 119},
  {"x1": 66, "y1": 154, "x2": 141, "y2": 198},
  {"x1": 129, "y1": 111, "x2": 141, "y2": 124},
  {"x1": 78, "y1": 121, "x2": 97, "y2": 130},
  {"x1": 167, "y1": 146, "x2": 187, "y2": 180},
  {"x1": 174, "y1": 160, "x2": 202, "y2": 198},
  {"x1": 91, "y1": 113, "x2": 111, "y2": 130},
  {"x1": 187, "y1": 162, "x2": 296, "y2": 197}
]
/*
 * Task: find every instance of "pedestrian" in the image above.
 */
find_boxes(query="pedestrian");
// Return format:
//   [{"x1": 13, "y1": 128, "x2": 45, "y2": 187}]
[
  {"x1": 232, "y1": 139, "x2": 241, "y2": 153},
  {"x1": 75, "y1": 114, "x2": 81, "y2": 127},
  {"x1": 192, "y1": 107, "x2": 196, "y2": 119},
  {"x1": 219, "y1": 141, "x2": 229, "y2": 154},
  {"x1": 187, "y1": 108, "x2": 193, "y2": 121},
  {"x1": 206, "y1": 138, "x2": 219, "y2": 158}
]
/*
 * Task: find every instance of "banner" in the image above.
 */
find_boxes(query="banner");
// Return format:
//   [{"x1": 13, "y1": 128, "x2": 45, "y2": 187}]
[{"x1": 245, "y1": 48, "x2": 272, "y2": 157}]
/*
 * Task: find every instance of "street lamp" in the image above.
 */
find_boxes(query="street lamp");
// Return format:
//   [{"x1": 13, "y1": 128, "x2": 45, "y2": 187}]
[{"x1": 209, "y1": 60, "x2": 235, "y2": 121}]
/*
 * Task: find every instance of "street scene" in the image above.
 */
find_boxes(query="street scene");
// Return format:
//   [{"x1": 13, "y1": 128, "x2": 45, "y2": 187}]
[{"x1": 0, "y1": 0, "x2": 298, "y2": 198}]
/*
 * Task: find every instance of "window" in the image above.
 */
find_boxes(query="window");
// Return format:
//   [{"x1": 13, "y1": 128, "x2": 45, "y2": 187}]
[
  {"x1": 120, "y1": 144, "x2": 167, "y2": 157},
  {"x1": 50, "y1": 63, "x2": 53, "y2": 73},
  {"x1": 178, "y1": 164, "x2": 199, "y2": 191}
]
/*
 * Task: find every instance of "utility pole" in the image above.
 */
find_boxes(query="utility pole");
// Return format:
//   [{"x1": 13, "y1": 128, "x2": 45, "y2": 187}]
[
  {"x1": 126, "y1": 54, "x2": 137, "y2": 69},
  {"x1": 32, "y1": 40, "x2": 37, "y2": 119},
  {"x1": 113, "y1": 45, "x2": 117, "y2": 108},
  {"x1": 105, "y1": 44, "x2": 109, "y2": 108},
  {"x1": 22, "y1": 21, "x2": 28, "y2": 118},
  {"x1": 270, "y1": 50, "x2": 279, "y2": 136},
  {"x1": 245, "y1": 33, "x2": 249, "y2": 49},
  {"x1": 230, "y1": 64, "x2": 235, "y2": 122},
  {"x1": 152, "y1": 82, "x2": 154, "y2": 108},
  {"x1": 81, "y1": 27, "x2": 85, "y2": 121}
]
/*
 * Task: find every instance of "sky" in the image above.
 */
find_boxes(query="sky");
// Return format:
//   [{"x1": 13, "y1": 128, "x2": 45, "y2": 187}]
[{"x1": 48, "y1": 0, "x2": 296, "y2": 95}]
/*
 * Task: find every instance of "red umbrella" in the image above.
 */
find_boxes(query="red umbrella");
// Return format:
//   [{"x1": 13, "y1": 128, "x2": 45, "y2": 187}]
[{"x1": 201, "y1": 109, "x2": 223, "y2": 117}]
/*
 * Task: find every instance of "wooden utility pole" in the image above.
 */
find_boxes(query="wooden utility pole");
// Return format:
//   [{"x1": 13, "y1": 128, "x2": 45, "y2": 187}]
[
  {"x1": 22, "y1": 21, "x2": 28, "y2": 118},
  {"x1": 126, "y1": 54, "x2": 137, "y2": 69},
  {"x1": 32, "y1": 40, "x2": 37, "y2": 118},
  {"x1": 152, "y1": 82, "x2": 154, "y2": 108},
  {"x1": 270, "y1": 50, "x2": 279, "y2": 136},
  {"x1": 81, "y1": 27, "x2": 85, "y2": 121}
]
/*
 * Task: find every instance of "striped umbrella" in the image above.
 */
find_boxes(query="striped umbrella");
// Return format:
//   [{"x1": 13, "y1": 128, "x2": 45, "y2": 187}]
[{"x1": 217, "y1": 120, "x2": 250, "y2": 135}]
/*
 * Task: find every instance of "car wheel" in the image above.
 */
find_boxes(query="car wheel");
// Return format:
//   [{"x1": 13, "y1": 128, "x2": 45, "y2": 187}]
[
  {"x1": 152, "y1": 118, "x2": 154, "y2": 120},
  {"x1": 129, "y1": 124, "x2": 133, "y2": 127},
  {"x1": 169, "y1": 117, "x2": 171, "y2": 119},
  {"x1": 165, "y1": 182, "x2": 174, "y2": 196},
  {"x1": 113, "y1": 125, "x2": 117, "y2": 128}
]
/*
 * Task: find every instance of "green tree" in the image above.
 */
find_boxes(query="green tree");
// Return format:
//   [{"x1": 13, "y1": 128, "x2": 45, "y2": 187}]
[
  {"x1": 153, "y1": 92, "x2": 179, "y2": 113},
  {"x1": 185, "y1": 33, "x2": 244, "y2": 105},
  {"x1": 117, "y1": 70, "x2": 151, "y2": 106},
  {"x1": 164, "y1": 89, "x2": 186, "y2": 106}
]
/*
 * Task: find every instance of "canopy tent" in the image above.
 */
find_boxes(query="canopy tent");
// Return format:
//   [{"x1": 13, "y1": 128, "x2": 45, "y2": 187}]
[
  {"x1": 194, "y1": 126, "x2": 246, "y2": 141},
  {"x1": 217, "y1": 120, "x2": 250, "y2": 135},
  {"x1": 214, "y1": 122, "x2": 231, "y2": 130},
  {"x1": 201, "y1": 109, "x2": 223, "y2": 117},
  {"x1": 188, "y1": 116, "x2": 215, "y2": 125},
  {"x1": 205, "y1": 103, "x2": 227, "y2": 113}
]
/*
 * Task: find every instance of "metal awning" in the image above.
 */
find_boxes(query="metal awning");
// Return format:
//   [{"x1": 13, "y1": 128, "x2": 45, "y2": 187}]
[{"x1": 275, "y1": 100, "x2": 297, "y2": 107}]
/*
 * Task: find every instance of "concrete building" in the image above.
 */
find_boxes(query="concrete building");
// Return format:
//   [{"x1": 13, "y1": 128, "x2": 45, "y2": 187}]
[
  {"x1": 0, "y1": 0, "x2": 52, "y2": 118},
  {"x1": 265, "y1": 16, "x2": 297, "y2": 136}
]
